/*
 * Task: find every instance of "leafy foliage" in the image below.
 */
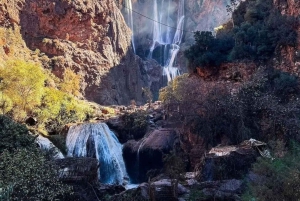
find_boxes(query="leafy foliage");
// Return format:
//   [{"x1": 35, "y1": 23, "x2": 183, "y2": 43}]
[
  {"x1": 0, "y1": 148, "x2": 72, "y2": 201},
  {"x1": 0, "y1": 60, "x2": 46, "y2": 120},
  {"x1": 159, "y1": 68, "x2": 300, "y2": 146},
  {"x1": 0, "y1": 115, "x2": 35, "y2": 152},
  {"x1": 184, "y1": 31, "x2": 234, "y2": 71},
  {"x1": 163, "y1": 152, "x2": 186, "y2": 180},
  {"x1": 185, "y1": 0, "x2": 297, "y2": 72},
  {"x1": 59, "y1": 68, "x2": 81, "y2": 97},
  {"x1": 242, "y1": 142, "x2": 300, "y2": 201},
  {"x1": 0, "y1": 59, "x2": 93, "y2": 133},
  {"x1": 122, "y1": 111, "x2": 148, "y2": 140},
  {"x1": 38, "y1": 87, "x2": 93, "y2": 134}
]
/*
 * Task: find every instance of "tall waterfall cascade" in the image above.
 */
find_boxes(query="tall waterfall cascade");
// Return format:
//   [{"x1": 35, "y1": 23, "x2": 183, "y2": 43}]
[
  {"x1": 123, "y1": 0, "x2": 185, "y2": 82},
  {"x1": 66, "y1": 122, "x2": 128, "y2": 185},
  {"x1": 124, "y1": 0, "x2": 136, "y2": 54},
  {"x1": 150, "y1": 0, "x2": 185, "y2": 82}
]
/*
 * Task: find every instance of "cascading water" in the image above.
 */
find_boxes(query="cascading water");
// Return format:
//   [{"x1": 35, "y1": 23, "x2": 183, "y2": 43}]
[
  {"x1": 36, "y1": 135, "x2": 64, "y2": 159},
  {"x1": 124, "y1": 0, "x2": 136, "y2": 53},
  {"x1": 149, "y1": 0, "x2": 185, "y2": 82},
  {"x1": 66, "y1": 122, "x2": 128, "y2": 185}
]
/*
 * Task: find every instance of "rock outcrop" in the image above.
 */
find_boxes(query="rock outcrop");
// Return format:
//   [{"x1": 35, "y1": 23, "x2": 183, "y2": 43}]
[
  {"x1": 19, "y1": 0, "x2": 159, "y2": 105},
  {"x1": 0, "y1": 0, "x2": 162, "y2": 105},
  {"x1": 54, "y1": 157, "x2": 98, "y2": 183},
  {"x1": 123, "y1": 129, "x2": 178, "y2": 183}
]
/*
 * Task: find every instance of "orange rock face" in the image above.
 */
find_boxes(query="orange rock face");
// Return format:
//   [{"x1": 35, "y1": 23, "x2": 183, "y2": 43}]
[{"x1": 0, "y1": 0, "x2": 161, "y2": 105}]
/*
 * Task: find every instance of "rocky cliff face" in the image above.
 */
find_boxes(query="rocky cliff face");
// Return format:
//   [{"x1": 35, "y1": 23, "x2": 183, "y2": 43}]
[
  {"x1": 0, "y1": 0, "x2": 162, "y2": 105},
  {"x1": 272, "y1": 0, "x2": 300, "y2": 76},
  {"x1": 20, "y1": 0, "x2": 158, "y2": 105},
  {"x1": 118, "y1": 0, "x2": 231, "y2": 73}
]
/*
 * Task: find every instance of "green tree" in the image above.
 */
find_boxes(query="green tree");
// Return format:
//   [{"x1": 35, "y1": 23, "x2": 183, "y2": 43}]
[
  {"x1": 59, "y1": 68, "x2": 81, "y2": 97},
  {"x1": 242, "y1": 142, "x2": 300, "y2": 201},
  {"x1": 0, "y1": 60, "x2": 46, "y2": 120},
  {"x1": 226, "y1": 0, "x2": 241, "y2": 27},
  {"x1": 0, "y1": 115, "x2": 35, "y2": 152},
  {"x1": 0, "y1": 149, "x2": 72, "y2": 201}
]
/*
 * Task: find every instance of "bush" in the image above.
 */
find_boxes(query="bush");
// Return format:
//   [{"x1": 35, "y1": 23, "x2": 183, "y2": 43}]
[
  {"x1": 0, "y1": 60, "x2": 46, "y2": 120},
  {"x1": 0, "y1": 115, "x2": 35, "y2": 152},
  {"x1": 38, "y1": 87, "x2": 93, "y2": 134},
  {"x1": 0, "y1": 148, "x2": 72, "y2": 201},
  {"x1": 159, "y1": 68, "x2": 300, "y2": 146},
  {"x1": 184, "y1": 31, "x2": 234, "y2": 71},
  {"x1": 184, "y1": 0, "x2": 297, "y2": 72},
  {"x1": 122, "y1": 111, "x2": 148, "y2": 140},
  {"x1": 242, "y1": 142, "x2": 300, "y2": 201}
]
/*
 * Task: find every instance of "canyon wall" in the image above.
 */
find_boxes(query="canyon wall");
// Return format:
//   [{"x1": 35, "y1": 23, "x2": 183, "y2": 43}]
[
  {"x1": 0, "y1": 0, "x2": 162, "y2": 105},
  {"x1": 119, "y1": 0, "x2": 231, "y2": 73}
]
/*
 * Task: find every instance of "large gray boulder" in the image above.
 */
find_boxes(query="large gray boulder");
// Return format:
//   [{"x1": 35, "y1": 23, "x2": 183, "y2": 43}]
[{"x1": 123, "y1": 129, "x2": 178, "y2": 183}]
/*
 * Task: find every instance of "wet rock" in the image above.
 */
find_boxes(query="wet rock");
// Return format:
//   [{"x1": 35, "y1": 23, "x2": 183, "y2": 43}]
[
  {"x1": 53, "y1": 157, "x2": 98, "y2": 183},
  {"x1": 36, "y1": 135, "x2": 64, "y2": 159},
  {"x1": 123, "y1": 129, "x2": 178, "y2": 183}
]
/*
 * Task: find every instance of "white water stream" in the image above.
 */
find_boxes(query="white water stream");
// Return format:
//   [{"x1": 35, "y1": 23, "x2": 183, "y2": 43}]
[{"x1": 66, "y1": 122, "x2": 128, "y2": 185}]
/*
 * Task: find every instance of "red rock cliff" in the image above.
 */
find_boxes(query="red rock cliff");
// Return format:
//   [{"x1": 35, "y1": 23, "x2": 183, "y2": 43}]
[{"x1": 0, "y1": 0, "x2": 161, "y2": 105}]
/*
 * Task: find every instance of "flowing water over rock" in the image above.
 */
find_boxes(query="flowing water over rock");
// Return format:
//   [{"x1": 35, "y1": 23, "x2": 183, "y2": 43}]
[
  {"x1": 124, "y1": 0, "x2": 136, "y2": 53},
  {"x1": 150, "y1": 0, "x2": 185, "y2": 82},
  {"x1": 123, "y1": 0, "x2": 185, "y2": 82},
  {"x1": 66, "y1": 122, "x2": 128, "y2": 185},
  {"x1": 36, "y1": 135, "x2": 64, "y2": 159}
]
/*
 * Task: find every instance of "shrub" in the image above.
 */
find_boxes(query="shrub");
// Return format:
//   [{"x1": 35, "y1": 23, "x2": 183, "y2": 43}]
[
  {"x1": 0, "y1": 60, "x2": 46, "y2": 120},
  {"x1": 159, "y1": 68, "x2": 300, "y2": 146},
  {"x1": 59, "y1": 68, "x2": 81, "y2": 97},
  {"x1": 242, "y1": 142, "x2": 300, "y2": 201},
  {"x1": 38, "y1": 87, "x2": 93, "y2": 134},
  {"x1": 0, "y1": 148, "x2": 72, "y2": 201},
  {"x1": 0, "y1": 115, "x2": 35, "y2": 152},
  {"x1": 184, "y1": 0, "x2": 297, "y2": 71},
  {"x1": 122, "y1": 111, "x2": 148, "y2": 140}
]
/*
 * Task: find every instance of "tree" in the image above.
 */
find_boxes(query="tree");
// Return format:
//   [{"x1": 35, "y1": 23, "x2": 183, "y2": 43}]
[
  {"x1": 226, "y1": 0, "x2": 240, "y2": 27},
  {"x1": 0, "y1": 60, "x2": 46, "y2": 120},
  {"x1": 142, "y1": 87, "x2": 153, "y2": 109},
  {"x1": 38, "y1": 87, "x2": 93, "y2": 134},
  {"x1": 0, "y1": 115, "x2": 35, "y2": 153},
  {"x1": 184, "y1": 31, "x2": 233, "y2": 71},
  {"x1": 59, "y1": 68, "x2": 81, "y2": 97},
  {"x1": 0, "y1": 149, "x2": 72, "y2": 200}
]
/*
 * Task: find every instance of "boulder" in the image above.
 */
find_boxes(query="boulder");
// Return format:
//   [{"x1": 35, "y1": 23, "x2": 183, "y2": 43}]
[
  {"x1": 194, "y1": 179, "x2": 243, "y2": 201},
  {"x1": 53, "y1": 157, "x2": 98, "y2": 183},
  {"x1": 123, "y1": 129, "x2": 178, "y2": 183},
  {"x1": 202, "y1": 140, "x2": 261, "y2": 181}
]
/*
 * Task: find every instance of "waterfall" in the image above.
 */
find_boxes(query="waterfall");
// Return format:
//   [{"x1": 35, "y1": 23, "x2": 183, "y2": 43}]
[
  {"x1": 149, "y1": 0, "x2": 185, "y2": 82},
  {"x1": 36, "y1": 135, "x2": 64, "y2": 159},
  {"x1": 66, "y1": 122, "x2": 128, "y2": 185},
  {"x1": 124, "y1": 0, "x2": 136, "y2": 53}
]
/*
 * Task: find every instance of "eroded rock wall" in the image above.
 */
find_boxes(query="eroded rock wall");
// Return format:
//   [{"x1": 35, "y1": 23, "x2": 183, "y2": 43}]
[{"x1": 18, "y1": 0, "x2": 152, "y2": 105}]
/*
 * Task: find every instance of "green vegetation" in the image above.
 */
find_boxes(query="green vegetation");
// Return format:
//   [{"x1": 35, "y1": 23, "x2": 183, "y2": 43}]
[
  {"x1": 159, "y1": 68, "x2": 300, "y2": 146},
  {"x1": 122, "y1": 111, "x2": 148, "y2": 140},
  {"x1": 0, "y1": 115, "x2": 35, "y2": 153},
  {"x1": 0, "y1": 115, "x2": 72, "y2": 200},
  {"x1": 242, "y1": 142, "x2": 300, "y2": 201},
  {"x1": 0, "y1": 60, "x2": 46, "y2": 120},
  {"x1": 0, "y1": 59, "x2": 93, "y2": 134},
  {"x1": 188, "y1": 188, "x2": 206, "y2": 201},
  {"x1": 184, "y1": 31, "x2": 234, "y2": 70},
  {"x1": 163, "y1": 152, "x2": 186, "y2": 181},
  {"x1": 185, "y1": 0, "x2": 297, "y2": 72},
  {"x1": 0, "y1": 149, "x2": 72, "y2": 200}
]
